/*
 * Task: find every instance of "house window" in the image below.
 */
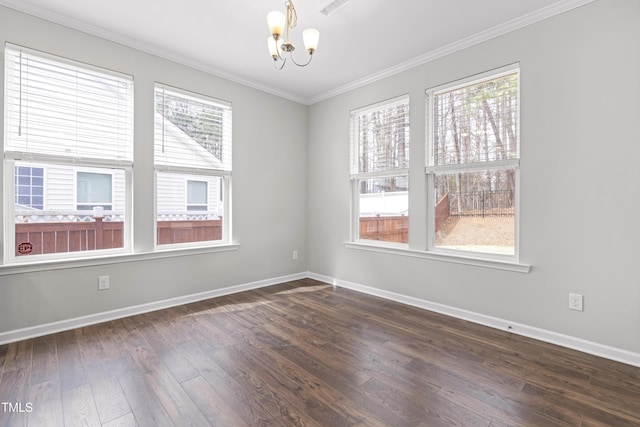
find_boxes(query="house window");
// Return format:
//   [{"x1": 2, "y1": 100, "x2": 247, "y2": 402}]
[
  {"x1": 154, "y1": 84, "x2": 232, "y2": 247},
  {"x1": 350, "y1": 95, "x2": 410, "y2": 244},
  {"x1": 15, "y1": 166, "x2": 44, "y2": 210},
  {"x1": 4, "y1": 44, "x2": 133, "y2": 261},
  {"x1": 77, "y1": 172, "x2": 113, "y2": 211},
  {"x1": 426, "y1": 65, "x2": 520, "y2": 258},
  {"x1": 187, "y1": 180, "x2": 208, "y2": 211}
]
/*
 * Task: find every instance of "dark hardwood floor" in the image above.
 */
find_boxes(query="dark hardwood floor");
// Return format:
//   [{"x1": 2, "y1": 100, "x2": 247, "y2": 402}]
[{"x1": 1, "y1": 278, "x2": 639, "y2": 426}]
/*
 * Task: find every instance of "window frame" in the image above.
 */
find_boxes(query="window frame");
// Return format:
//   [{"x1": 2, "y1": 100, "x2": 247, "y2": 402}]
[
  {"x1": 153, "y1": 83, "x2": 232, "y2": 249},
  {"x1": 3, "y1": 43, "x2": 134, "y2": 264},
  {"x1": 425, "y1": 64, "x2": 520, "y2": 262},
  {"x1": 349, "y1": 94, "x2": 410, "y2": 246}
]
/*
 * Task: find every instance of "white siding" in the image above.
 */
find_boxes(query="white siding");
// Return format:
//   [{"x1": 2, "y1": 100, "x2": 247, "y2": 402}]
[
  {"x1": 29, "y1": 164, "x2": 126, "y2": 211},
  {"x1": 44, "y1": 166, "x2": 74, "y2": 210},
  {"x1": 157, "y1": 172, "x2": 220, "y2": 215},
  {"x1": 112, "y1": 169, "x2": 125, "y2": 212}
]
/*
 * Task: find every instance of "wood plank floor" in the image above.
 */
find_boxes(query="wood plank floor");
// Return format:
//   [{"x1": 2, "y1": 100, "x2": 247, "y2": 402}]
[{"x1": 1, "y1": 278, "x2": 639, "y2": 426}]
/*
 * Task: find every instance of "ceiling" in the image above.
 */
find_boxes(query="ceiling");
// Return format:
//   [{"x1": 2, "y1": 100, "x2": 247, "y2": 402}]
[{"x1": 1, "y1": 0, "x2": 592, "y2": 104}]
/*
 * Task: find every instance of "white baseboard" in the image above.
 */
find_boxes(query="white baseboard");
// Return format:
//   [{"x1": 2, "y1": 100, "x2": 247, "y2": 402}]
[
  {"x1": 0, "y1": 272, "x2": 307, "y2": 345},
  {"x1": 306, "y1": 272, "x2": 640, "y2": 368},
  {"x1": 3, "y1": 270, "x2": 639, "y2": 368}
]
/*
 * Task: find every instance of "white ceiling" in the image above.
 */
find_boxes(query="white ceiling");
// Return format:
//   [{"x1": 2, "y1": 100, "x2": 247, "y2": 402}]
[{"x1": 1, "y1": 0, "x2": 592, "y2": 104}]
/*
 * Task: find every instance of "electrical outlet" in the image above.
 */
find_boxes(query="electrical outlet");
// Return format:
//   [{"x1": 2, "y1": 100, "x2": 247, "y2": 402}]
[
  {"x1": 569, "y1": 293, "x2": 583, "y2": 311},
  {"x1": 292, "y1": 250, "x2": 298, "y2": 260},
  {"x1": 98, "y1": 275, "x2": 110, "y2": 291}
]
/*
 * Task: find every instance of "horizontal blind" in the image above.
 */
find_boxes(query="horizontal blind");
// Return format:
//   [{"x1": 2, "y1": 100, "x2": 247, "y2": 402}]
[
  {"x1": 4, "y1": 44, "x2": 133, "y2": 164},
  {"x1": 154, "y1": 84, "x2": 232, "y2": 173},
  {"x1": 433, "y1": 71, "x2": 519, "y2": 167},
  {"x1": 351, "y1": 96, "x2": 409, "y2": 175}
]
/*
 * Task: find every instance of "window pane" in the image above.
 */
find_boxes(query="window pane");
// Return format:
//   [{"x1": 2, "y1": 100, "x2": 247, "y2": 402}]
[
  {"x1": 187, "y1": 181, "x2": 207, "y2": 205},
  {"x1": 358, "y1": 176, "x2": 408, "y2": 243},
  {"x1": 154, "y1": 86, "x2": 232, "y2": 172},
  {"x1": 434, "y1": 169, "x2": 515, "y2": 255},
  {"x1": 157, "y1": 172, "x2": 224, "y2": 245},
  {"x1": 433, "y1": 72, "x2": 518, "y2": 166},
  {"x1": 14, "y1": 166, "x2": 44, "y2": 209},
  {"x1": 13, "y1": 162, "x2": 126, "y2": 257},
  {"x1": 32, "y1": 196, "x2": 43, "y2": 209},
  {"x1": 353, "y1": 101, "x2": 410, "y2": 174},
  {"x1": 77, "y1": 172, "x2": 112, "y2": 205}
]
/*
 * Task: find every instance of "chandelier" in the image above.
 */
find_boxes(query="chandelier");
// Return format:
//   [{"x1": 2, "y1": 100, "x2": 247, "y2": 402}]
[{"x1": 267, "y1": 1, "x2": 319, "y2": 69}]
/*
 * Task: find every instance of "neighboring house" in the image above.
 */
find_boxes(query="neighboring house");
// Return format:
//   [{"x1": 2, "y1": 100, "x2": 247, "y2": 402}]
[
  {"x1": 14, "y1": 112, "x2": 223, "y2": 222},
  {"x1": 154, "y1": 111, "x2": 224, "y2": 220},
  {"x1": 14, "y1": 162, "x2": 126, "y2": 220}
]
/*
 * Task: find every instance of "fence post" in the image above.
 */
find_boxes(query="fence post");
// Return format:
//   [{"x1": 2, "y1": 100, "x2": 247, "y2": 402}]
[{"x1": 93, "y1": 207, "x2": 104, "y2": 249}]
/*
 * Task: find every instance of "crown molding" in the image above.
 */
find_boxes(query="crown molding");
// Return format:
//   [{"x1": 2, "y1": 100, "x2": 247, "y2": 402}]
[
  {"x1": 0, "y1": 1, "x2": 308, "y2": 104},
  {"x1": 1, "y1": 0, "x2": 595, "y2": 106},
  {"x1": 307, "y1": 0, "x2": 596, "y2": 104}
]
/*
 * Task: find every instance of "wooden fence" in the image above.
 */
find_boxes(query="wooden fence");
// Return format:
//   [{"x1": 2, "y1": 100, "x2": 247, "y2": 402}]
[
  {"x1": 359, "y1": 216, "x2": 408, "y2": 243},
  {"x1": 435, "y1": 193, "x2": 450, "y2": 231},
  {"x1": 156, "y1": 220, "x2": 222, "y2": 246},
  {"x1": 14, "y1": 218, "x2": 222, "y2": 256},
  {"x1": 358, "y1": 194, "x2": 452, "y2": 243}
]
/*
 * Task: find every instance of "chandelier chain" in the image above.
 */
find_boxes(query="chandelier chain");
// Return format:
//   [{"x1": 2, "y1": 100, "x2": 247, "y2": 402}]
[{"x1": 286, "y1": 1, "x2": 298, "y2": 30}]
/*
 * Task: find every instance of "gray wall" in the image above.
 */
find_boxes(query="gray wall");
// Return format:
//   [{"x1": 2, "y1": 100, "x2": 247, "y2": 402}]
[
  {"x1": 0, "y1": 6, "x2": 307, "y2": 333},
  {"x1": 307, "y1": 0, "x2": 640, "y2": 354}
]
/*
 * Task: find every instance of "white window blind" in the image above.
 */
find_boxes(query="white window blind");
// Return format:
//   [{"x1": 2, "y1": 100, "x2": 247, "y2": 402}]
[
  {"x1": 4, "y1": 44, "x2": 133, "y2": 164},
  {"x1": 154, "y1": 85, "x2": 232, "y2": 173},
  {"x1": 350, "y1": 95, "x2": 410, "y2": 176}
]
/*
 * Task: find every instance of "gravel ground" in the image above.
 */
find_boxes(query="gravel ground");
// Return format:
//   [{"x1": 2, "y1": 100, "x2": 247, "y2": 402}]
[{"x1": 435, "y1": 216, "x2": 515, "y2": 248}]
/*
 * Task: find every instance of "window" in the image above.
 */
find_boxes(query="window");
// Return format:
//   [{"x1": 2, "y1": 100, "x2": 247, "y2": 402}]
[
  {"x1": 4, "y1": 44, "x2": 133, "y2": 261},
  {"x1": 426, "y1": 65, "x2": 519, "y2": 257},
  {"x1": 77, "y1": 171, "x2": 113, "y2": 211},
  {"x1": 350, "y1": 95, "x2": 410, "y2": 244},
  {"x1": 15, "y1": 165, "x2": 44, "y2": 210},
  {"x1": 154, "y1": 84, "x2": 232, "y2": 247},
  {"x1": 187, "y1": 180, "x2": 207, "y2": 211}
]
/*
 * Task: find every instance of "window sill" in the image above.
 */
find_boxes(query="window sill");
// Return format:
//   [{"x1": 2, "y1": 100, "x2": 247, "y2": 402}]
[
  {"x1": 345, "y1": 241, "x2": 530, "y2": 273},
  {"x1": 0, "y1": 243, "x2": 240, "y2": 276}
]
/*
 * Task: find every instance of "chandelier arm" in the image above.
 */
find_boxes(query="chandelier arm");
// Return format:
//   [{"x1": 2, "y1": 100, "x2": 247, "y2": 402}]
[
  {"x1": 289, "y1": 52, "x2": 313, "y2": 67},
  {"x1": 273, "y1": 56, "x2": 287, "y2": 70},
  {"x1": 271, "y1": 34, "x2": 284, "y2": 61}
]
